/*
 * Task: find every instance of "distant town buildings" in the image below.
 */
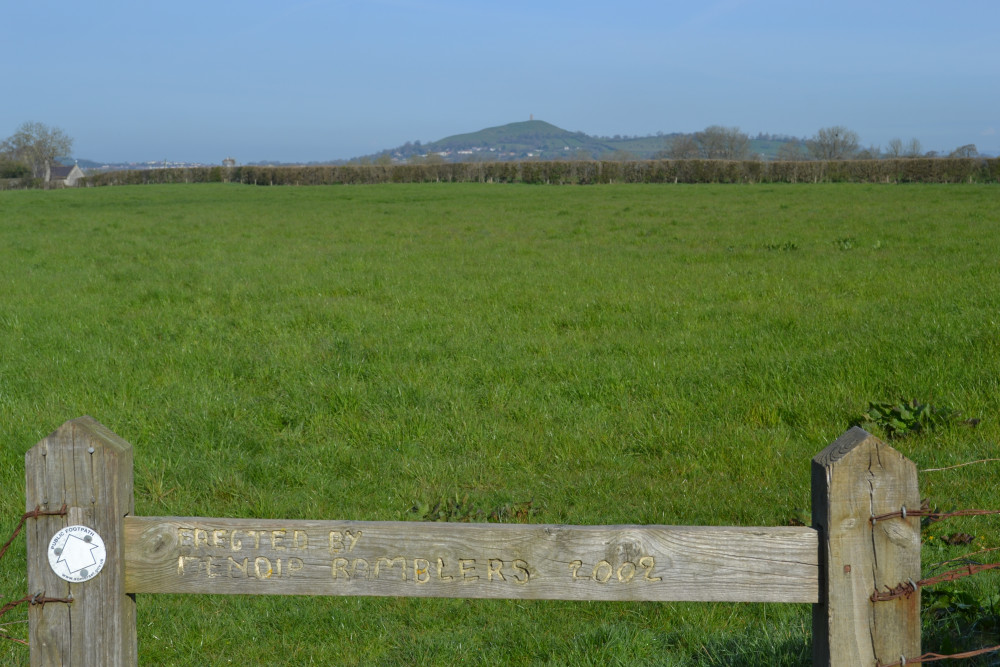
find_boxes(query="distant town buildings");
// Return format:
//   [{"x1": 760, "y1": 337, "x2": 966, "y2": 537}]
[{"x1": 89, "y1": 160, "x2": 214, "y2": 172}]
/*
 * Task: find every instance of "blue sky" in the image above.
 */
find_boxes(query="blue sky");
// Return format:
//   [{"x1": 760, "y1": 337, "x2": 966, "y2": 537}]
[{"x1": 5, "y1": 0, "x2": 997, "y2": 163}]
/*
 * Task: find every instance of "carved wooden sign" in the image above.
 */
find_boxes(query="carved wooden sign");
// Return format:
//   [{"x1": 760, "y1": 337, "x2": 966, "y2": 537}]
[
  {"x1": 124, "y1": 517, "x2": 818, "y2": 603},
  {"x1": 27, "y1": 419, "x2": 921, "y2": 666}
]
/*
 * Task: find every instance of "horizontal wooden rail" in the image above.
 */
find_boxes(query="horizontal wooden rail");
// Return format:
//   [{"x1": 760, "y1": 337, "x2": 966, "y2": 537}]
[
  {"x1": 26, "y1": 418, "x2": 920, "y2": 665},
  {"x1": 124, "y1": 517, "x2": 819, "y2": 603}
]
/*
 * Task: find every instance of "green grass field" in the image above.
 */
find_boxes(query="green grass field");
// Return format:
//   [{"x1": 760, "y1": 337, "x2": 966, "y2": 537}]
[{"x1": 2, "y1": 183, "x2": 999, "y2": 664}]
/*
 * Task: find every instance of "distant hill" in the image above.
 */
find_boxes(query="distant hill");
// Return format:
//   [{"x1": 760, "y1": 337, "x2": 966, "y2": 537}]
[
  {"x1": 366, "y1": 120, "x2": 794, "y2": 163},
  {"x1": 430, "y1": 120, "x2": 596, "y2": 156},
  {"x1": 374, "y1": 120, "x2": 685, "y2": 163}
]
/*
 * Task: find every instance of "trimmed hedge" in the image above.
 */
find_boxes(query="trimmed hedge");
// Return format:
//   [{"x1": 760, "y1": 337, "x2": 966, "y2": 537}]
[
  {"x1": 0, "y1": 177, "x2": 41, "y2": 190},
  {"x1": 81, "y1": 158, "x2": 1000, "y2": 188}
]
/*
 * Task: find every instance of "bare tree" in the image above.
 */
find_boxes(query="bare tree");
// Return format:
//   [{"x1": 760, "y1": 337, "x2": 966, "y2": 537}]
[
  {"x1": 949, "y1": 144, "x2": 978, "y2": 158},
  {"x1": 722, "y1": 126, "x2": 750, "y2": 160},
  {"x1": 665, "y1": 134, "x2": 700, "y2": 159},
  {"x1": 807, "y1": 126, "x2": 859, "y2": 160},
  {"x1": 885, "y1": 137, "x2": 905, "y2": 158},
  {"x1": 776, "y1": 141, "x2": 807, "y2": 161},
  {"x1": 1, "y1": 121, "x2": 73, "y2": 179},
  {"x1": 695, "y1": 125, "x2": 750, "y2": 159},
  {"x1": 904, "y1": 138, "x2": 923, "y2": 158},
  {"x1": 854, "y1": 144, "x2": 882, "y2": 160},
  {"x1": 696, "y1": 126, "x2": 727, "y2": 159},
  {"x1": 885, "y1": 137, "x2": 923, "y2": 159}
]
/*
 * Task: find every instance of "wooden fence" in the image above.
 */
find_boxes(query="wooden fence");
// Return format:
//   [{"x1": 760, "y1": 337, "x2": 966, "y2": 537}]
[{"x1": 23, "y1": 416, "x2": 921, "y2": 665}]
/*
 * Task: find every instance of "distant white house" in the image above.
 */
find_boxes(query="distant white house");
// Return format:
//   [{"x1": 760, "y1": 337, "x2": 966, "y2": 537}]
[{"x1": 46, "y1": 163, "x2": 85, "y2": 187}]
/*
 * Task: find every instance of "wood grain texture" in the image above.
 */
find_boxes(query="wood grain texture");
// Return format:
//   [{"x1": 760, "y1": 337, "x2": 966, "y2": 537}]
[
  {"x1": 811, "y1": 427, "x2": 920, "y2": 667},
  {"x1": 124, "y1": 517, "x2": 818, "y2": 602},
  {"x1": 25, "y1": 417, "x2": 136, "y2": 667}
]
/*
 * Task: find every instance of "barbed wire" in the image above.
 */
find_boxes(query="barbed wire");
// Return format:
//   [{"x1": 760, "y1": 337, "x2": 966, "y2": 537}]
[
  {"x1": 0, "y1": 637, "x2": 27, "y2": 647},
  {"x1": 0, "y1": 504, "x2": 68, "y2": 561},
  {"x1": 0, "y1": 505, "x2": 72, "y2": 646},
  {"x1": 871, "y1": 561, "x2": 1000, "y2": 602},
  {"x1": 878, "y1": 644, "x2": 1000, "y2": 666},
  {"x1": 871, "y1": 505, "x2": 1000, "y2": 600},
  {"x1": 870, "y1": 500, "x2": 1000, "y2": 665},
  {"x1": 0, "y1": 593, "x2": 74, "y2": 645},
  {"x1": 871, "y1": 508, "x2": 1000, "y2": 524},
  {"x1": 921, "y1": 458, "x2": 1000, "y2": 473},
  {"x1": 929, "y1": 546, "x2": 1000, "y2": 571},
  {"x1": 0, "y1": 593, "x2": 74, "y2": 618},
  {"x1": 0, "y1": 604, "x2": 29, "y2": 645}
]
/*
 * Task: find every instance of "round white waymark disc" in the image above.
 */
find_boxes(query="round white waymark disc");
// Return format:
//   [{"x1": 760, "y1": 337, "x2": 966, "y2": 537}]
[{"x1": 47, "y1": 525, "x2": 107, "y2": 583}]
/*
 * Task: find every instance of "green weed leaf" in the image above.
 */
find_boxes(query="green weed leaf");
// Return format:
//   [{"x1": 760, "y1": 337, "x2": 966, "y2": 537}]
[{"x1": 856, "y1": 398, "x2": 965, "y2": 439}]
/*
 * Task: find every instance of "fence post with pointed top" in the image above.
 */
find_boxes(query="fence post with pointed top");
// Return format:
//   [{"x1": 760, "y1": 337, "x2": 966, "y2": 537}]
[
  {"x1": 812, "y1": 426, "x2": 921, "y2": 666},
  {"x1": 24, "y1": 416, "x2": 136, "y2": 666}
]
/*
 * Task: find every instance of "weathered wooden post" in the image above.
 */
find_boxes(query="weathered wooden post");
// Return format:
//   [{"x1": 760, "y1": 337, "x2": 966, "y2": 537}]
[
  {"x1": 812, "y1": 426, "x2": 921, "y2": 666},
  {"x1": 24, "y1": 416, "x2": 137, "y2": 666}
]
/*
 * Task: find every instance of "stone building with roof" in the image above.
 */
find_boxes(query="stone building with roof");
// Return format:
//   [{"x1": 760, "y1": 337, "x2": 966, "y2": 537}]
[{"x1": 47, "y1": 163, "x2": 85, "y2": 186}]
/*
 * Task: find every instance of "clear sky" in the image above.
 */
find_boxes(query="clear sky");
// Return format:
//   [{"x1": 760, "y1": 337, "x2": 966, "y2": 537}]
[{"x1": 5, "y1": 0, "x2": 997, "y2": 164}]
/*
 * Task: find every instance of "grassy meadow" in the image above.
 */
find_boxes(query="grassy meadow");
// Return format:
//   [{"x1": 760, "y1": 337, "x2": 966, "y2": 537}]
[{"x1": 2, "y1": 182, "x2": 999, "y2": 664}]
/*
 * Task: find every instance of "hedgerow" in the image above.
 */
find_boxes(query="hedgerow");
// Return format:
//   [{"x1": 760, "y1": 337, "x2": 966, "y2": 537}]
[{"x1": 80, "y1": 158, "x2": 1000, "y2": 187}]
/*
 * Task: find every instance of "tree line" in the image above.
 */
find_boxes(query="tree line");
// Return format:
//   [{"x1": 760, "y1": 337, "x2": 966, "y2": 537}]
[
  {"x1": 79, "y1": 157, "x2": 1000, "y2": 188},
  {"x1": 663, "y1": 125, "x2": 983, "y2": 162}
]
